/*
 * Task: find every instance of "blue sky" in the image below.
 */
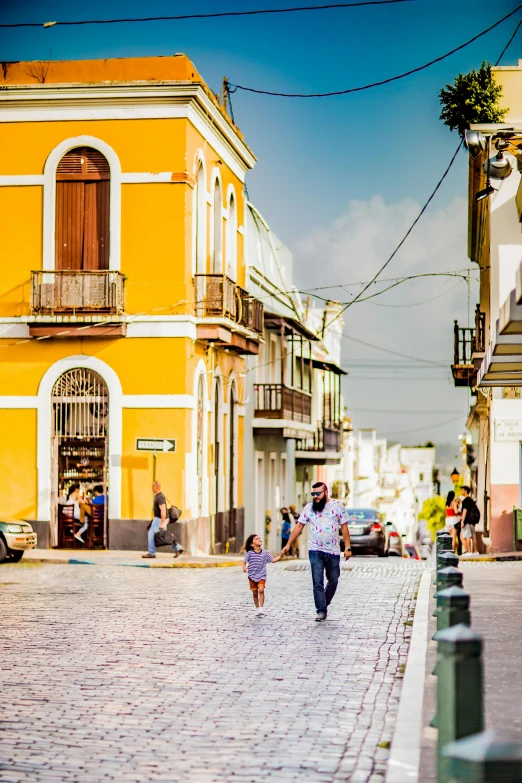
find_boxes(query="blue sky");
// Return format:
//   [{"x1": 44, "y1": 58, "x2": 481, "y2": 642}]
[{"x1": 1, "y1": 0, "x2": 520, "y2": 454}]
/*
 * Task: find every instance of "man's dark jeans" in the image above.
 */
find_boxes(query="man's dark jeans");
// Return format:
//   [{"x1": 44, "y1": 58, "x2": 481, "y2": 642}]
[{"x1": 309, "y1": 550, "x2": 340, "y2": 615}]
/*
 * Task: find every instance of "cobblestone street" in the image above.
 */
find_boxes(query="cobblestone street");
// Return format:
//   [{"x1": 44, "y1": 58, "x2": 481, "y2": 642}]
[{"x1": 0, "y1": 561, "x2": 424, "y2": 783}]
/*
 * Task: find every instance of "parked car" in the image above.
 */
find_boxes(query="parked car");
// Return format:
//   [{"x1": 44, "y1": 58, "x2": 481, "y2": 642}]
[
  {"x1": 404, "y1": 543, "x2": 421, "y2": 560},
  {"x1": 342, "y1": 508, "x2": 389, "y2": 557},
  {"x1": 0, "y1": 519, "x2": 37, "y2": 563},
  {"x1": 386, "y1": 522, "x2": 404, "y2": 557}
]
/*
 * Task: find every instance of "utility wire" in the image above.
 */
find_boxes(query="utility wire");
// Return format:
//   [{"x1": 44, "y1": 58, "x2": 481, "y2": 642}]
[
  {"x1": 316, "y1": 12, "x2": 521, "y2": 336},
  {"x1": 342, "y1": 332, "x2": 446, "y2": 366},
  {"x1": 382, "y1": 414, "x2": 464, "y2": 436},
  {"x1": 350, "y1": 408, "x2": 466, "y2": 414},
  {"x1": 230, "y1": 4, "x2": 522, "y2": 97},
  {"x1": 319, "y1": 140, "x2": 463, "y2": 333},
  {"x1": 0, "y1": 1, "x2": 417, "y2": 28}
]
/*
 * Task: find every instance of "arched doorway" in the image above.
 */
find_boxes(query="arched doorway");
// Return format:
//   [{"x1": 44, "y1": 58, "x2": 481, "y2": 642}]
[
  {"x1": 51, "y1": 368, "x2": 109, "y2": 548},
  {"x1": 55, "y1": 146, "x2": 110, "y2": 270}
]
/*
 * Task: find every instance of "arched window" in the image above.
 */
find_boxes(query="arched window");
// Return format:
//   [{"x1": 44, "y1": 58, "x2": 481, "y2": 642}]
[
  {"x1": 212, "y1": 179, "x2": 222, "y2": 274},
  {"x1": 226, "y1": 192, "x2": 237, "y2": 281},
  {"x1": 195, "y1": 162, "x2": 207, "y2": 274},
  {"x1": 196, "y1": 374, "x2": 205, "y2": 518},
  {"x1": 55, "y1": 147, "x2": 110, "y2": 270}
]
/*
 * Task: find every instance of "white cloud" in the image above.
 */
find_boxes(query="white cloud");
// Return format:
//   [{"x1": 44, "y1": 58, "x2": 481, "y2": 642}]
[{"x1": 292, "y1": 195, "x2": 475, "y2": 447}]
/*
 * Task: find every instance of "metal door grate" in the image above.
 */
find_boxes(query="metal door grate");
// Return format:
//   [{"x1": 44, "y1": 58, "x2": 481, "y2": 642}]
[{"x1": 52, "y1": 368, "x2": 108, "y2": 438}]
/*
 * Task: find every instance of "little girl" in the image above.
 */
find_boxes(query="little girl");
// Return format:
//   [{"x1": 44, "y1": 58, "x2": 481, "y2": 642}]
[{"x1": 242, "y1": 534, "x2": 281, "y2": 615}]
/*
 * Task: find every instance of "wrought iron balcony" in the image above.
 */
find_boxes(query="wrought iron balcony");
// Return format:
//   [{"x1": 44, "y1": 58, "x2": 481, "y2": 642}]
[
  {"x1": 254, "y1": 383, "x2": 312, "y2": 424},
  {"x1": 296, "y1": 423, "x2": 342, "y2": 453},
  {"x1": 452, "y1": 320, "x2": 477, "y2": 387},
  {"x1": 31, "y1": 270, "x2": 124, "y2": 314},
  {"x1": 194, "y1": 274, "x2": 263, "y2": 335}
]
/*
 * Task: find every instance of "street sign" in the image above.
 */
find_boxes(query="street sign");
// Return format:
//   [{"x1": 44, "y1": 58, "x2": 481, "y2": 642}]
[
  {"x1": 494, "y1": 419, "x2": 522, "y2": 442},
  {"x1": 136, "y1": 438, "x2": 176, "y2": 453}
]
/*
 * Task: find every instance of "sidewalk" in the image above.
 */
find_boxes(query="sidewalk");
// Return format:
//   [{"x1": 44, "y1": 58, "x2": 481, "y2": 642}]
[
  {"x1": 419, "y1": 561, "x2": 522, "y2": 781},
  {"x1": 23, "y1": 548, "x2": 244, "y2": 568}
]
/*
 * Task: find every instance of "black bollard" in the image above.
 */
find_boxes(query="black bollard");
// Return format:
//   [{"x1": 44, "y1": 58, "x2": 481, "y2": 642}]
[
  {"x1": 443, "y1": 730, "x2": 522, "y2": 782},
  {"x1": 433, "y1": 586, "x2": 471, "y2": 633},
  {"x1": 436, "y1": 624, "x2": 484, "y2": 783},
  {"x1": 437, "y1": 552, "x2": 460, "y2": 590}
]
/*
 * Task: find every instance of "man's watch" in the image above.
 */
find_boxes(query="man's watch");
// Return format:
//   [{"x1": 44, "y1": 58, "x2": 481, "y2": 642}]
[{"x1": 346, "y1": 546, "x2": 352, "y2": 551}]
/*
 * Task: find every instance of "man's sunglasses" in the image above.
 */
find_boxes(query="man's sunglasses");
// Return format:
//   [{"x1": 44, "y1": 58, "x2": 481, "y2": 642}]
[{"x1": 311, "y1": 490, "x2": 325, "y2": 497}]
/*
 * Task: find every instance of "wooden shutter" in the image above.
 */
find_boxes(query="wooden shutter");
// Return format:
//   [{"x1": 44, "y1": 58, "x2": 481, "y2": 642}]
[
  {"x1": 55, "y1": 181, "x2": 85, "y2": 271},
  {"x1": 55, "y1": 147, "x2": 110, "y2": 270}
]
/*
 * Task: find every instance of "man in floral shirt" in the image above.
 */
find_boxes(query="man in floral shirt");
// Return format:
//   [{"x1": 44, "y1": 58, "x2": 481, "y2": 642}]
[{"x1": 281, "y1": 482, "x2": 351, "y2": 621}]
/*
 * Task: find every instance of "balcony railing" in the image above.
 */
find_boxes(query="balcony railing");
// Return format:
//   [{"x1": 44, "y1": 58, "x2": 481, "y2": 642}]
[
  {"x1": 296, "y1": 424, "x2": 342, "y2": 452},
  {"x1": 452, "y1": 320, "x2": 477, "y2": 387},
  {"x1": 473, "y1": 305, "x2": 486, "y2": 354},
  {"x1": 254, "y1": 383, "x2": 312, "y2": 424},
  {"x1": 194, "y1": 275, "x2": 263, "y2": 334},
  {"x1": 31, "y1": 271, "x2": 124, "y2": 314}
]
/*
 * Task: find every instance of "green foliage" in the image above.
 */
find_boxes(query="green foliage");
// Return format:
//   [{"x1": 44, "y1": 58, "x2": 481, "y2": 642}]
[
  {"x1": 418, "y1": 496, "x2": 446, "y2": 541},
  {"x1": 439, "y1": 62, "x2": 508, "y2": 137}
]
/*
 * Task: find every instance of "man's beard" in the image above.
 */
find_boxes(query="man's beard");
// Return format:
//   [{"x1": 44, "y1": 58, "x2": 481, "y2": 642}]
[{"x1": 313, "y1": 495, "x2": 327, "y2": 512}]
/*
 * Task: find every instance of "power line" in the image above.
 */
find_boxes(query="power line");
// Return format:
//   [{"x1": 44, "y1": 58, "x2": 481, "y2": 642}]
[
  {"x1": 230, "y1": 4, "x2": 522, "y2": 97},
  {"x1": 296, "y1": 269, "x2": 479, "y2": 294},
  {"x1": 0, "y1": 1, "x2": 417, "y2": 29},
  {"x1": 350, "y1": 408, "x2": 466, "y2": 414},
  {"x1": 319, "y1": 141, "x2": 462, "y2": 333},
  {"x1": 342, "y1": 332, "x2": 447, "y2": 366},
  {"x1": 381, "y1": 414, "x2": 464, "y2": 436},
  {"x1": 316, "y1": 12, "x2": 520, "y2": 337}
]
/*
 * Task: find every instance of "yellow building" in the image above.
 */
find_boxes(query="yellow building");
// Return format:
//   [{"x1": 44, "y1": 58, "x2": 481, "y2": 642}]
[{"x1": 0, "y1": 56, "x2": 264, "y2": 553}]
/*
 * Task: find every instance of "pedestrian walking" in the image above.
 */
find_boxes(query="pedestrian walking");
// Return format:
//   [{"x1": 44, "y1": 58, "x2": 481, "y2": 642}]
[
  {"x1": 142, "y1": 481, "x2": 167, "y2": 559},
  {"x1": 242, "y1": 534, "x2": 281, "y2": 616},
  {"x1": 459, "y1": 485, "x2": 480, "y2": 554},
  {"x1": 280, "y1": 507, "x2": 292, "y2": 551},
  {"x1": 281, "y1": 482, "x2": 352, "y2": 621},
  {"x1": 445, "y1": 490, "x2": 459, "y2": 553}
]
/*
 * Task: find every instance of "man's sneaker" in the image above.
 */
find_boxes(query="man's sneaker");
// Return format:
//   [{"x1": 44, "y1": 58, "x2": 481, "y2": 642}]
[
  {"x1": 74, "y1": 533, "x2": 84, "y2": 543},
  {"x1": 315, "y1": 612, "x2": 327, "y2": 622},
  {"x1": 141, "y1": 553, "x2": 156, "y2": 558}
]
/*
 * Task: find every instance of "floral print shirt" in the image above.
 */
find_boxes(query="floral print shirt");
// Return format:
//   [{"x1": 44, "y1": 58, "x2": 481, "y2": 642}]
[{"x1": 300, "y1": 500, "x2": 350, "y2": 555}]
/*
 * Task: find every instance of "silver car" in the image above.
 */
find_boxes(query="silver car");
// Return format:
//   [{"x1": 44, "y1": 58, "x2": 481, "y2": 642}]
[{"x1": 0, "y1": 519, "x2": 37, "y2": 563}]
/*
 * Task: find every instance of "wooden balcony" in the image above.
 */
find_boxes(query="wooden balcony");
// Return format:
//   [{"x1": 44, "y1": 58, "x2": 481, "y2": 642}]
[
  {"x1": 31, "y1": 270, "x2": 124, "y2": 315},
  {"x1": 452, "y1": 320, "x2": 477, "y2": 387},
  {"x1": 254, "y1": 383, "x2": 312, "y2": 424},
  {"x1": 194, "y1": 274, "x2": 263, "y2": 355}
]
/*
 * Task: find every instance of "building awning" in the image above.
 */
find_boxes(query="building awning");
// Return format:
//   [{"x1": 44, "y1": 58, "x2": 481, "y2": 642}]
[
  {"x1": 311, "y1": 357, "x2": 347, "y2": 376},
  {"x1": 263, "y1": 312, "x2": 318, "y2": 341},
  {"x1": 477, "y1": 327, "x2": 522, "y2": 386},
  {"x1": 499, "y1": 290, "x2": 522, "y2": 335}
]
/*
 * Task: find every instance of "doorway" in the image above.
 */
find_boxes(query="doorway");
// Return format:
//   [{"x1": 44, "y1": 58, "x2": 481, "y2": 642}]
[{"x1": 52, "y1": 368, "x2": 108, "y2": 548}]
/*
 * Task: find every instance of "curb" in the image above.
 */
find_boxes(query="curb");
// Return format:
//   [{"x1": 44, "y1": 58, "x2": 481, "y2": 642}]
[
  {"x1": 385, "y1": 570, "x2": 431, "y2": 783},
  {"x1": 17, "y1": 557, "x2": 242, "y2": 569}
]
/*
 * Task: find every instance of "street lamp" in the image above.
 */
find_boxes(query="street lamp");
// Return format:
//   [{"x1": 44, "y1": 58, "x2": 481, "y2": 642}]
[{"x1": 450, "y1": 468, "x2": 460, "y2": 485}]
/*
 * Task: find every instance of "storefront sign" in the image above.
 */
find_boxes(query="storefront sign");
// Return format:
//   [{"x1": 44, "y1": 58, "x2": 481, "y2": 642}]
[
  {"x1": 136, "y1": 438, "x2": 176, "y2": 453},
  {"x1": 494, "y1": 419, "x2": 522, "y2": 442}
]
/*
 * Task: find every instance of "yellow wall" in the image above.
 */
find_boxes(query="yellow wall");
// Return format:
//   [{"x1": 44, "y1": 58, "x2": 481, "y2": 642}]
[
  {"x1": 0, "y1": 410, "x2": 37, "y2": 518},
  {"x1": 0, "y1": 68, "x2": 253, "y2": 534},
  {"x1": 121, "y1": 408, "x2": 190, "y2": 519},
  {"x1": 494, "y1": 66, "x2": 522, "y2": 123}
]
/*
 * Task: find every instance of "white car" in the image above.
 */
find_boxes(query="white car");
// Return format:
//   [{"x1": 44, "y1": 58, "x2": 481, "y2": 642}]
[{"x1": 0, "y1": 519, "x2": 37, "y2": 563}]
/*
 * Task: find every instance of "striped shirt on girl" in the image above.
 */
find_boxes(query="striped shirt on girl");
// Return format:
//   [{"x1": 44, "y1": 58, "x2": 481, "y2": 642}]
[{"x1": 243, "y1": 549, "x2": 274, "y2": 581}]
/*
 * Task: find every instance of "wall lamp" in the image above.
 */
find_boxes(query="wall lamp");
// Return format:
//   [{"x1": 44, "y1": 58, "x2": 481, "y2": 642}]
[{"x1": 465, "y1": 129, "x2": 522, "y2": 201}]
